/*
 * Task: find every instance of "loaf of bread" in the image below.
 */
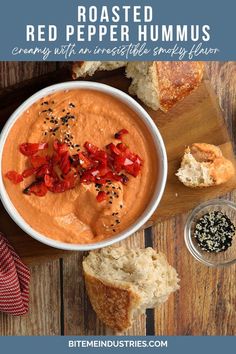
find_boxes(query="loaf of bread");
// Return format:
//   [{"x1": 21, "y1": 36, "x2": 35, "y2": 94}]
[
  {"x1": 72, "y1": 61, "x2": 127, "y2": 79},
  {"x1": 83, "y1": 246, "x2": 179, "y2": 332},
  {"x1": 176, "y1": 143, "x2": 235, "y2": 187},
  {"x1": 126, "y1": 61, "x2": 204, "y2": 111}
]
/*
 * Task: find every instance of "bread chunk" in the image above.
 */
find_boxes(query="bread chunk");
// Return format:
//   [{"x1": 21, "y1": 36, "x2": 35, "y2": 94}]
[
  {"x1": 126, "y1": 62, "x2": 160, "y2": 110},
  {"x1": 126, "y1": 61, "x2": 204, "y2": 111},
  {"x1": 83, "y1": 246, "x2": 179, "y2": 332},
  {"x1": 72, "y1": 61, "x2": 127, "y2": 79},
  {"x1": 176, "y1": 143, "x2": 235, "y2": 187}
]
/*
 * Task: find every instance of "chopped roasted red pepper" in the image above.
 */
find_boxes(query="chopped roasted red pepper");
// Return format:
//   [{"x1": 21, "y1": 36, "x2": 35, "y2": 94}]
[
  {"x1": 49, "y1": 176, "x2": 77, "y2": 193},
  {"x1": 19, "y1": 142, "x2": 48, "y2": 156},
  {"x1": 30, "y1": 155, "x2": 47, "y2": 168},
  {"x1": 23, "y1": 181, "x2": 48, "y2": 197},
  {"x1": 5, "y1": 170, "x2": 23, "y2": 184},
  {"x1": 22, "y1": 167, "x2": 36, "y2": 178},
  {"x1": 44, "y1": 174, "x2": 54, "y2": 188},
  {"x1": 114, "y1": 129, "x2": 129, "y2": 140},
  {"x1": 36, "y1": 164, "x2": 51, "y2": 178},
  {"x1": 59, "y1": 151, "x2": 71, "y2": 175},
  {"x1": 106, "y1": 143, "x2": 121, "y2": 156},
  {"x1": 123, "y1": 157, "x2": 141, "y2": 177},
  {"x1": 52, "y1": 153, "x2": 61, "y2": 165},
  {"x1": 7, "y1": 137, "x2": 142, "y2": 200},
  {"x1": 116, "y1": 142, "x2": 127, "y2": 152},
  {"x1": 53, "y1": 139, "x2": 68, "y2": 155},
  {"x1": 92, "y1": 150, "x2": 108, "y2": 168},
  {"x1": 78, "y1": 152, "x2": 94, "y2": 169},
  {"x1": 96, "y1": 191, "x2": 107, "y2": 202},
  {"x1": 84, "y1": 142, "x2": 99, "y2": 154},
  {"x1": 80, "y1": 171, "x2": 96, "y2": 184}
]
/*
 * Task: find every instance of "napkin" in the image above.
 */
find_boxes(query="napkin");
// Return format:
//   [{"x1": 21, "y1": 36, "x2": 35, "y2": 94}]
[{"x1": 0, "y1": 233, "x2": 30, "y2": 316}]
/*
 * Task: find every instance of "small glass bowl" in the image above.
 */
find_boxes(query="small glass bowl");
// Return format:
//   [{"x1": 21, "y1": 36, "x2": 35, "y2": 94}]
[{"x1": 184, "y1": 199, "x2": 236, "y2": 267}]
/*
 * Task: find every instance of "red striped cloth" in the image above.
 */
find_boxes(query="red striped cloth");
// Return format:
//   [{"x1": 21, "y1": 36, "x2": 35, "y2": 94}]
[{"x1": 0, "y1": 233, "x2": 30, "y2": 316}]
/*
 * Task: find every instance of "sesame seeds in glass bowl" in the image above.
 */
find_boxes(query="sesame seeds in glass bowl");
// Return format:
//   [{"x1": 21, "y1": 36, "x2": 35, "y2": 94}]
[{"x1": 184, "y1": 199, "x2": 236, "y2": 267}]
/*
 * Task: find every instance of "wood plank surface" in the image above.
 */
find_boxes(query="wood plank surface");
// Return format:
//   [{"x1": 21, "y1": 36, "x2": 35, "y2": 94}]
[
  {"x1": 0, "y1": 61, "x2": 235, "y2": 336},
  {"x1": 0, "y1": 62, "x2": 62, "y2": 336},
  {"x1": 0, "y1": 65, "x2": 235, "y2": 263}
]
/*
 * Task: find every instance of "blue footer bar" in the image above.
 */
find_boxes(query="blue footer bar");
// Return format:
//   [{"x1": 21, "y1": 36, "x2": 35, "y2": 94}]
[{"x1": 0, "y1": 336, "x2": 234, "y2": 354}]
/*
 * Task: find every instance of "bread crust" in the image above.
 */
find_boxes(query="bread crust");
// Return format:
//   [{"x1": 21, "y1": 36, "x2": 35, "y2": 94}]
[
  {"x1": 177, "y1": 143, "x2": 235, "y2": 187},
  {"x1": 190, "y1": 143, "x2": 234, "y2": 185},
  {"x1": 72, "y1": 61, "x2": 85, "y2": 79},
  {"x1": 84, "y1": 273, "x2": 141, "y2": 332},
  {"x1": 156, "y1": 62, "x2": 204, "y2": 112},
  {"x1": 72, "y1": 61, "x2": 127, "y2": 79},
  {"x1": 210, "y1": 156, "x2": 235, "y2": 185},
  {"x1": 190, "y1": 143, "x2": 222, "y2": 162}
]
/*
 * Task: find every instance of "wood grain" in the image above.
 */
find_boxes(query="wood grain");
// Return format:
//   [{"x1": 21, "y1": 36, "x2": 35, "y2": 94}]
[
  {"x1": 152, "y1": 62, "x2": 236, "y2": 336},
  {"x1": 0, "y1": 259, "x2": 61, "y2": 335},
  {"x1": 0, "y1": 62, "x2": 235, "y2": 336},
  {"x1": 0, "y1": 68, "x2": 235, "y2": 263},
  {"x1": 0, "y1": 62, "x2": 61, "y2": 336}
]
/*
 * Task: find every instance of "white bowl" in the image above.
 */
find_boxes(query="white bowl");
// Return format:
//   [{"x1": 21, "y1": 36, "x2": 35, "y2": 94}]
[{"x1": 0, "y1": 81, "x2": 167, "y2": 251}]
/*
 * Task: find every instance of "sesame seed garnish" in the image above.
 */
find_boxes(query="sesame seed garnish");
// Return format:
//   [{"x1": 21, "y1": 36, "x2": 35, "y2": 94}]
[{"x1": 194, "y1": 211, "x2": 235, "y2": 253}]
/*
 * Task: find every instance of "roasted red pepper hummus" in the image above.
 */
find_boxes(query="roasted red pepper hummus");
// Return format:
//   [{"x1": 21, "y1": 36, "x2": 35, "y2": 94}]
[{"x1": 2, "y1": 89, "x2": 158, "y2": 244}]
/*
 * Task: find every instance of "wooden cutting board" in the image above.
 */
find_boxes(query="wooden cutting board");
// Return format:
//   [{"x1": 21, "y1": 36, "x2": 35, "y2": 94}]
[{"x1": 0, "y1": 68, "x2": 235, "y2": 262}]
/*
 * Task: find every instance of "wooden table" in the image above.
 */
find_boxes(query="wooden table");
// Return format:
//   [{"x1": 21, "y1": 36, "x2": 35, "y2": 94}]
[{"x1": 0, "y1": 62, "x2": 235, "y2": 336}]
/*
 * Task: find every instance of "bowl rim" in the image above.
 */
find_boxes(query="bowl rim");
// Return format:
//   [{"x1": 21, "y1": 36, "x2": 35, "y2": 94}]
[
  {"x1": 0, "y1": 81, "x2": 168, "y2": 251},
  {"x1": 184, "y1": 198, "x2": 236, "y2": 267}
]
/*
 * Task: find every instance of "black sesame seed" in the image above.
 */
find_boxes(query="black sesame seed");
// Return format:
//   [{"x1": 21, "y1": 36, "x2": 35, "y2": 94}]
[{"x1": 194, "y1": 211, "x2": 235, "y2": 253}]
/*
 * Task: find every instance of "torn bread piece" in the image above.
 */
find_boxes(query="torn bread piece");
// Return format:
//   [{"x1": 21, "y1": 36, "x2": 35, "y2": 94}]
[
  {"x1": 176, "y1": 143, "x2": 235, "y2": 187},
  {"x1": 83, "y1": 246, "x2": 179, "y2": 332},
  {"x1": 72, "y1": 61, "x2": 127, "y2": 79},
  {"x1": 126, "y1": 61, "x2": 204, "y2": 111}
]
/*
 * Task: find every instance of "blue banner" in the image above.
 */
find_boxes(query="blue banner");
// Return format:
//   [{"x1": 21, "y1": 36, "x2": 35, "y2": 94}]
[
  {"x1": 0, "y1": 0, "x2": 235, "y2": 60},
  {"x1": 0, "y1": 336, "x2": 235, "y2": 354}
]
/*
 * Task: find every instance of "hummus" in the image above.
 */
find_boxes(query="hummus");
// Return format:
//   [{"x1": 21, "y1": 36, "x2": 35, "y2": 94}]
[{"x1": 2, "y1": 89, "x2": 158, "y2": 244}]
